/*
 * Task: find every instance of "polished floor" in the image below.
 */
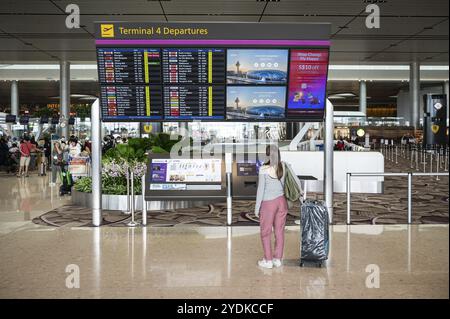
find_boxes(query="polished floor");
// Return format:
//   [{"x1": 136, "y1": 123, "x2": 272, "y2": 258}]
[{"x1": 0, "y1": 173, "x2": 448, "y2": 298}]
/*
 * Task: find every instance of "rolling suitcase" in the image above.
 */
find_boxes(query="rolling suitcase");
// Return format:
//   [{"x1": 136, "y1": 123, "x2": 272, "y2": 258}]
[{"x1": 299, "y1": 199, "x2": 329, "y2": 267}]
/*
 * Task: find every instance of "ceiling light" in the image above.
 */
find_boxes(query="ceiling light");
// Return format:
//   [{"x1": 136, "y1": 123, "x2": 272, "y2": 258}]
[
  {"x1": 336, "y1": 93, "x2": 356, "y2": 97},
  {"x1": 328, "y1": 95, "x2": 347, "y2": 99}
]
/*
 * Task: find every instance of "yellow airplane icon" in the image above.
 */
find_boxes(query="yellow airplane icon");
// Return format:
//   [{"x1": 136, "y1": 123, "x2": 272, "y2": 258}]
[{"x1": 101, "y1": 24, "x2": 114, "y2": 38}]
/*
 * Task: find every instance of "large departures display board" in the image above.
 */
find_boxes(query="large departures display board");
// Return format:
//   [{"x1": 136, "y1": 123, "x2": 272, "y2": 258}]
[{"x1": 95, "y1": 22, "x2": 331, "y2": 122}]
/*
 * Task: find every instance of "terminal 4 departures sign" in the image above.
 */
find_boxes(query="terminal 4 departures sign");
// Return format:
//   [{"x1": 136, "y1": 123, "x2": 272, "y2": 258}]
[{"x1": 94, "y1": 22, "x2": 331, "y2": 122}]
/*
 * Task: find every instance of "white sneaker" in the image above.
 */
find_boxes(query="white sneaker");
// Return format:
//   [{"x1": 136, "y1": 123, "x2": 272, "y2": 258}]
[
  {"x1": 273, "y1": 259, "x2": 283, "y2": 267},
  {"x1": 258, "y1": 259, "x2": 273, "y2": 269}
]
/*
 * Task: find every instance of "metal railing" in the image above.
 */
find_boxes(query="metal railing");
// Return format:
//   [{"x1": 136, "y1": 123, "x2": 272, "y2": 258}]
[{"x1": 346, "y1": 172, "x2": 449, "y2": 225}]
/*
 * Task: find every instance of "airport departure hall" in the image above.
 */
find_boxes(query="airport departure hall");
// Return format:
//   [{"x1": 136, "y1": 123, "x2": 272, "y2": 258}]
[{"x1": 0, "y1": 0, "x2": 448, "y2": 302}]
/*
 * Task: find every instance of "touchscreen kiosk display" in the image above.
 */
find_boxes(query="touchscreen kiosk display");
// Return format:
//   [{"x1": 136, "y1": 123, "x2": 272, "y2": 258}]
[
  {"x1": 151, "y1": 158, "x2": 222, "y2": 183},
  {"x1": 236, "y1": 160, "x2": 263, "y2": 176}
]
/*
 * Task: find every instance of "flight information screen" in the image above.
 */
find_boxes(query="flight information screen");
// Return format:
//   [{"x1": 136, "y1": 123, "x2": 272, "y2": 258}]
[
  {"x1": 97, "y1": 47, "x2": 226, "y2": 121},
  {"x1": 96, "y1": 47, "x2": 329, "y2": 121}
]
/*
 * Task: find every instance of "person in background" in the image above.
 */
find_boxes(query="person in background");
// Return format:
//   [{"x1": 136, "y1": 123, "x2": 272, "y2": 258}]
[
  {"x1": 254, "y1": 144, "x2": 302, "y2": 269},
  {"x1": 336, "y1": 137, "x2": 345, "y2": 151},
  {"x1": 28, "y1": 136, "x2": 38, "y2": 171},
  {"x1": 44, "y1": 137, "x2": 51, "y2": 169},
  {"x1": 81, "y1": 138, "x2": 91, "y2": 157},
  {"x1": 51, "y1": 141, "x2": 64, "y2": 184},
  {"x1": 0, "y1": 137, "x2": 9, "y2": 167},
  {"x1": 18, "y1": 136, "x2": 32, "y2": 177},
  {"x1": 68, "y1": 137, "x2": 81, "y2": 158},
  {"x1": 9, "y1": 142, "x2": 19, "y2": 154}
]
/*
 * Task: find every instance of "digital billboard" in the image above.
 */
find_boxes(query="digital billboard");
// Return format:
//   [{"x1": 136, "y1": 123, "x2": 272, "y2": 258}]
[
  {"x1": 226, "y1": 86, "x2": 286, "y2": 120},
  {"x1": 226, "y1": 49, "x2": 288, "y2": 85},
  {"x1": 287, "y1": 49, "x2": 329, "y2": 119}
]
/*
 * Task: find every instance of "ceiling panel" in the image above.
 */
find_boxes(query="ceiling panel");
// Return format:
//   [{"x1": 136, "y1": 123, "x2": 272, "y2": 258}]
[
  {"x1": 0, "y1": 0, "x2": 447, "y2": 64},
  {"x1": 331, "y1": 39, "x2": 394, "y2": 52},
  {"x1": 47, "y1": 50, "x2": 96, "y2": 62},
  {"x1": 260, "y1": 15, "x2": 343, "y2": 34},
  {"x1": 0, "y1": 0, "x2": 60, "y2": 14},
  {"x1": 0, "y1": 15, "x2": 86, "y2": 33},
  {"x1": 336, "y1": 17, "x2": 446, "y2": 37},
  {"x1": 0, "y1": 50, "x2": 56, "y2": 63},
  {"x1": 18, "y1": 39, "x2": 93, "y2": 51},
  {"x1": 162, "y1": 0, "x2": 264, "y2": 15},
  {"x1": 0, "y1": 39, "x2": 33, "y2": 51},
  {"x1": 380, "y1": 0, "x2": 448, "y2": 16},
  {"x1": 264, "y1": 0, "x2": 369, "y2": 15},
  {"x1": 57, "y1": 0, "x2": 162, "y2": 14},
  {"x1": 390, "y1": 40, "x2": 448, "y2": 53},
  {"x1": 167, "y1": 15, "x2": 259, "y2": 22}
]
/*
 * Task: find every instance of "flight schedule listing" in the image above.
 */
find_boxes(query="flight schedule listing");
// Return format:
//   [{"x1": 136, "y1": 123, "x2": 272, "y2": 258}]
[
  {"x1": 164, "y1": 85, "x2": 225, "y2": 120},
  {"x1": 100, "y1": 85, "x2": 163, "y2": 120},
  {"x1": 162, "y1": 48, "x2": 225, "y2": 84},
  {"x1": 97, "y1": 48, "x2": 161, "y2": 84}
]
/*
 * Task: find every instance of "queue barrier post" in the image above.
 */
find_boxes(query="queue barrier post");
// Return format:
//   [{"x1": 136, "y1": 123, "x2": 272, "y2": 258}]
[
  {"x1": 436, "y1": 153, "x2": 440, "y2": 181},
  {"x1": 141, "y1": 174, "x2": 147, "y2": 226},
  {"x1": 124, "y1": 167, "x2": 131, "y2": 215},
  {"x1": 127, "y1": 171, "x2": 139, "y2": 227},
  {"x1": 346, "y1": 173, "x2": 351, "y2": 225},
  {"x1": 407, "y1": 172, "x2": 412, "y2": 224}
]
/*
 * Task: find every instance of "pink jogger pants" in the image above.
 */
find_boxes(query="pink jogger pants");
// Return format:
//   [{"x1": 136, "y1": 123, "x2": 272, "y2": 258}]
[{"x1": 259, "y1": 195, "x2": 288, "y2": 261}]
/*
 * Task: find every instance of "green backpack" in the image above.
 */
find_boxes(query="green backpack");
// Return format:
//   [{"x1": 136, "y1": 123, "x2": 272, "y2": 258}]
[{"x1": 283, "y1": 163, "x2": 302, "y2": 203}]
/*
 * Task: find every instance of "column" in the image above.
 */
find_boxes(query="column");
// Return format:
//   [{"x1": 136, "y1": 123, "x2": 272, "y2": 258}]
[
  {"x1": 9, "y1": 80, "x2": 19, "y2": 135},
  {"x1": 409, "y1": 62, "x2": 420, "y2": 130},
  {"x1": 324, "y1": 99, "x2": 334, "y2": 223},
  {"x1": 60, "y1": 60, "x2": 70, "y2": 139},
  {"x1": 91, "y1": 99, "x2": 102, "y2": 226},
  {"x1": 444, "y1": 81, "x2": 449, "y2": 126},
  {"x1": 359, "y1": 80, "x2": 367, "y2": 115},
  {"x1": 10, "y1": 80, "x2": 19, "y2": 116}
]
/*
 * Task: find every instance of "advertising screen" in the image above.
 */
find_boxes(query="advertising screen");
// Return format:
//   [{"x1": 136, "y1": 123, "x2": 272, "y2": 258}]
[
  {"x1": 226, "y1": 86, "x2": 286, "y2": 120},
  {"x1": 287, "y1": 49, "x2": 329, "y2": 118},
  {"x1": 151, "y1": 158, "x2": 222, "y2": 183},
  {"x1": 226, "y1": 49, "x2": 288, "y2": 84}
]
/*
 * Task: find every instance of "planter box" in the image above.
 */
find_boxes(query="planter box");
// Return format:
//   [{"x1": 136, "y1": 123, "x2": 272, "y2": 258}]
[{"x1": 71, "y1": 189, "x2": 209, "y2": 211}]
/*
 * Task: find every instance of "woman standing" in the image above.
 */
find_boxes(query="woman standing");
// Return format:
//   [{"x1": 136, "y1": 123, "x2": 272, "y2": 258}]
[
  {"x1": 255, "y1": 144, "x2": 302, "y2": 269},
  {"x1": 18, "y1": 137, "x2": 32, "y2": 177}
]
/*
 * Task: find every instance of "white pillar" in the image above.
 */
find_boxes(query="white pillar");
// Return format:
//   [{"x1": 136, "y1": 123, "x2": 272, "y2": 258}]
[
  {"x1": 10, "y1": 80, "x2": 19, "y2": 117},
  {"x1": 409, "y1": 62, "x2": 420, "y2": 130},
  {"x1": 324, "y1": 99, "x2": 334, "y2": 223},
  {"x1": 91, "y1": 99, "x2": 102, "y2": 226},
  {"x1": 60, "y1": 60, "x2": 70, "y2": 139},
  {"x1": 359, "y1": 80, "x2": 367, "y2": 115}
]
